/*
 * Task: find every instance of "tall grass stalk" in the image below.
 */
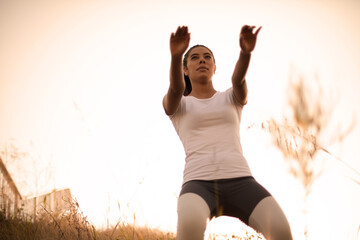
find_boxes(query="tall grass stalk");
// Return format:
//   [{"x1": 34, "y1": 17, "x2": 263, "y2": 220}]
[{"x1": 256, "y1": 74, "x2": 357, "y2": 239}]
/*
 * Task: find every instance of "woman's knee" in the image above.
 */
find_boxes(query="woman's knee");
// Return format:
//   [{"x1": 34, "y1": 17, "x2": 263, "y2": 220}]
[
  {"x1": 248, "y1": 196, "x2": 292, "y2": 240},
  {"x1": 177, "y1": 193, "x2": 210, "y2": 240}
]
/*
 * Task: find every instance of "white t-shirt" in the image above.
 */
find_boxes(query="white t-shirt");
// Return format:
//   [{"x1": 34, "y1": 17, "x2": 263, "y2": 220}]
[{"x1": 170, "y1": 88, "x2": 252, "y2": 184}]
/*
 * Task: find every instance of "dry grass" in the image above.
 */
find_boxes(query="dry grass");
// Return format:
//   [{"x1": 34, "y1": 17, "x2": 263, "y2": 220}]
[
  {"x1": 262, "y1": 74, "x2": 357, "y2": 191},
  {"x1": 0, "y1": 198, "x2": 176, "y2": 240},
  {"x1": 259, "y1": 76, "x2": 329, "y2": 239},
  {"x1": 253, "y1": 73, "x2": 358, "y2": 239},
  {"x1": 261, "y1": 76, "x2": 330, "y2": 196},
  {"x1": 0, "y1": 197, "x2": 265, "y2": 240}
]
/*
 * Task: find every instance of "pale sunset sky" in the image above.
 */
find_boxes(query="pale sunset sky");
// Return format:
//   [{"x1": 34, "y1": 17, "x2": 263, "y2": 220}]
[{"x1": 1, "y1": 0, "x2": 360, "y2": 239}]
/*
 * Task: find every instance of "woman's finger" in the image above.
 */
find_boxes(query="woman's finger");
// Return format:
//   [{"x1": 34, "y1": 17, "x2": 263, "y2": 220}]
[
  {"x1": 241, "y1": 25, "x2": 260, "y2": 35},
  {"x1": 254, "y1": 26, "x2": 262, "y2": 36}
]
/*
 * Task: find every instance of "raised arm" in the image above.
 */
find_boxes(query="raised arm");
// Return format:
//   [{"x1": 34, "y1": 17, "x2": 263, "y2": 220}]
[
  {"x1": 232, "y1": 25, "x2": 261, "y2": 105},
  {"x1": 163, "y1": 26, "x2": 191, "y2": 116}
]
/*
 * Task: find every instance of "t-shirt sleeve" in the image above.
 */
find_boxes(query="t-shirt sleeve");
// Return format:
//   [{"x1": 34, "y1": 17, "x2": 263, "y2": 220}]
[
  {"x1": 225, "y1": 87, "x2": 245, "y2": 108},
  {"x1": 169, "y1": 97, "x2": 185, "y2": 134}
]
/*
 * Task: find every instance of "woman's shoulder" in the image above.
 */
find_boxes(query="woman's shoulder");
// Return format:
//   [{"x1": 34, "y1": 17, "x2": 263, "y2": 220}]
[
  {"x1": 216, "y1": 87, "x2": 234, "y2": 98},
  {"x1": 219, "y1": 87, "x2": 245, "y2": 107}
]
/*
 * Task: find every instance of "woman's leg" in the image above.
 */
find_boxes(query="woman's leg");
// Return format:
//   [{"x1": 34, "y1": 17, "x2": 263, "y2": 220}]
[
  {"x1": 248, "y1": 196, "x2": 293, "y2": 240},
  {"x1": 177, "y1": 193, "x2": 211, "y2": 240}
]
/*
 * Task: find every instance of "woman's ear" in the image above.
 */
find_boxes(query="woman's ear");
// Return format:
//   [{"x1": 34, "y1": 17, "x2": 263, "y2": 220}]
[
  {"x1": 214, "y1": 65, "x2": 217, "y2": 74},
  {"x1": 183, "y1": 66, "x2": 189, "y2": 76}
]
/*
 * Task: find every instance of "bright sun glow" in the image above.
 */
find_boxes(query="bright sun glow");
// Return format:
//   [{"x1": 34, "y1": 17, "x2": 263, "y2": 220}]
[{"x1": 1, "y1": 0, "x2": 360, "y2": 239}]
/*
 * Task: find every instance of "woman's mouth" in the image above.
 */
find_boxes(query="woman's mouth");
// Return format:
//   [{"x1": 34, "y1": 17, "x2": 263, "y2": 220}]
[{"x1": 197, "y1": 66, "x2": 209, "y2": 71}]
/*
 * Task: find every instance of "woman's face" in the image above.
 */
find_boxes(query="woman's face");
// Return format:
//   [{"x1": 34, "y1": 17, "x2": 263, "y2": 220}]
[{"x1": 184, "y1": 46, "x2": 216, "y2": 83}]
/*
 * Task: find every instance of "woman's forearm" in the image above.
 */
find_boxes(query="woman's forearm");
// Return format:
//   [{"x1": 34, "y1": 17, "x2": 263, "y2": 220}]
[
  {"x1": 163, "y1": 55, "x2": 185, "y2": 115},
  {"x1": 169, "y1": 55, "x2": 185, "y2": 94},
  {"x1": 232, "y1": 50, "x2": 251, "y2": 86},
  {"x1": 231, "y1": 51, "x2": 251, "y2": 105}
]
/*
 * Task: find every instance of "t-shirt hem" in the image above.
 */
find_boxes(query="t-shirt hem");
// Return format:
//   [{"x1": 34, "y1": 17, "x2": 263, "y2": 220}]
[{"x1": 182, "y1": 173, "x2": 253, "y2": 185}]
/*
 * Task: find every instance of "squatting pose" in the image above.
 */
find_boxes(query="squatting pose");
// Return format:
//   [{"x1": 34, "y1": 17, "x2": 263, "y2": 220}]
[{"x1": 163, "y1": 25, "x2": 293, "y2": 240}]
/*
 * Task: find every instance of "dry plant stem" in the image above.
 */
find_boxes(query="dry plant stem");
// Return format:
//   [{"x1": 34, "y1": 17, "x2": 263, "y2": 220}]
[
  {"x1": 110, "y1": 220, "x2": 121, "y2": 239},
  {"x1": 42, "y1": 206, "x2": 65, "y2": 239},
  {"x1": 263, "y1": 120, "x2": 360, "y2": 179}
]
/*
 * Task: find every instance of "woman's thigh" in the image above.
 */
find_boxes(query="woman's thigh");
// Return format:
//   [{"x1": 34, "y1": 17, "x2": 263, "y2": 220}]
[
  {"x1": 177, "y1": 193, "x2": 211, "y2": 240},
  {"x1": 248, "y1": 196, "x2": 293, "y2": 240}
]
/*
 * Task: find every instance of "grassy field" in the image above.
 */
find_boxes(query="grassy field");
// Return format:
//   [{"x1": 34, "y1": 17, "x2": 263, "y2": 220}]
[
  {"x1": 0, "y1": 210, "x2": 176, "y2": 240},
  {"x1": 0, "y1": 211, "x2": 266, "y2": 240},
  {"x1": 0, "y1": 196, "x2": 177, "y2": 240},
  {"x1": 0, "y1": 197, "x2": 266, "y2": 240}
]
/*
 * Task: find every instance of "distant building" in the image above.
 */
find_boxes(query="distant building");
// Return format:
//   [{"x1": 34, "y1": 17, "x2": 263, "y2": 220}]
[
  {"x1": 22, "y1": 188, "x2": 72, "y2": 217},
  {"x1": 0, "y1": 156, "x2": 22, "y2": 216},
  {"x1": 0, "y1": 156, "x2": 72, "y2": 218}
]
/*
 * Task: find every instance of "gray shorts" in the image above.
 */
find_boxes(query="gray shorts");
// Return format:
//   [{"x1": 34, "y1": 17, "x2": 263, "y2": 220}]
[{"x1": 179, "y1": 176, "x2": 271, "y2": 224}]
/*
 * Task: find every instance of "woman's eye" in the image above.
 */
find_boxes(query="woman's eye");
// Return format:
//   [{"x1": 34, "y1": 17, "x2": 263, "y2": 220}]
[
  {"x1": 191, "y1": 56, "x2": 198, "y2": 60},
  {"x1": 205, "y1": 55, "x2": 211, "y2": 59}
]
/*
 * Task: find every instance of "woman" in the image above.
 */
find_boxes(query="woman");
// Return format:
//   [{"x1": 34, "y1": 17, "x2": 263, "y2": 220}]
[{"x1": 163, "y1": 25, "x2": 293, "y2": 240}]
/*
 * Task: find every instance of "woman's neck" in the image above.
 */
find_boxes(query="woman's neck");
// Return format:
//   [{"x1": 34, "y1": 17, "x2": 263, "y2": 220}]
[{"x1": 189, "y1": 82, "x2": 217, "y2": 99}]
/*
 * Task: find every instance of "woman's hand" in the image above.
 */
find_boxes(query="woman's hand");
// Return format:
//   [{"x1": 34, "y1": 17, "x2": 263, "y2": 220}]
[
  {"x1": 170, "y1": 26, "x2": 190, "y2": 58},
  {"x1": 240, "y1": 25, "x2": 261, "y2": 54}
]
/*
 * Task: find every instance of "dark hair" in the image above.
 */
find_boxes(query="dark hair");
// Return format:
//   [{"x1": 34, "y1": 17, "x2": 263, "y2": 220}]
[{"x1": 182, "y1": 45, "x2": 215, "y2": 96}]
